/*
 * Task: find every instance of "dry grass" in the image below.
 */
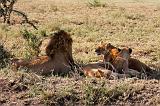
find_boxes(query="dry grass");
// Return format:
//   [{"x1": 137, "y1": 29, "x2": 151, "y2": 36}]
[
  {"x1": 1, "y1": 0, "x2": 159, "y2": 64},
  {"x1": 0, "y1": 70, "x2": 159, "y2": 105},
  {"x1": 0, "y1": 0, "x2": 160, "y2": 105}
]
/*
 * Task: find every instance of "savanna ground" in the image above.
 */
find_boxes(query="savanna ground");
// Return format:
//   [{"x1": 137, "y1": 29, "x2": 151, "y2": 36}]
[{"x1": 0, "y1": 0, "x2": 160, "y2": 105}]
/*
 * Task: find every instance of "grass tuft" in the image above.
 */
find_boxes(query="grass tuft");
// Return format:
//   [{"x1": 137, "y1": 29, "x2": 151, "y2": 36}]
[{"x1": 88, "y1": 0, "x2": 107, "y2": 7}]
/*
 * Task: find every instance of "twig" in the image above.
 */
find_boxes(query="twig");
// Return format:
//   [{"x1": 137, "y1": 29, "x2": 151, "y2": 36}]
[{"x1": 12, "y1": 9, "x2": 38, "y2": 30}]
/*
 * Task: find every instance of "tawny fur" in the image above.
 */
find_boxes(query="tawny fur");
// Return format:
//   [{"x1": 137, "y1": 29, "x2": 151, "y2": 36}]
[
  {"x1": 95, "y1": 43, "x2": 154, "y2": 75},
  {"x1": 11, "y1": 30, "x2": 75, "y2": 75},
  {"x1": 111, "y1": 48, "x2": 132, "y2": 74},
  {"x1": 82, "y1": 62, "x2": 134, "y2": 79},
  {"x1": 82, "y1": 62, "x2": 112, "y2": 78},
  {"x1": 95, "y1": 43, "x2": 120, "y2": 62}
]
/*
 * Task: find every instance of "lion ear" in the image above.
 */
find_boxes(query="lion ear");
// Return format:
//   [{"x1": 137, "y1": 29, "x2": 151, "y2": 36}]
[
  {"x1": 106, "y1": 43, "x2": 111, "y2": 48},
  {"x1": 129, "y1": 48, "x2": 132, "y2": 54},
  {"x1": 107, "y1": 43, "x2": 111, "y2": 46}
]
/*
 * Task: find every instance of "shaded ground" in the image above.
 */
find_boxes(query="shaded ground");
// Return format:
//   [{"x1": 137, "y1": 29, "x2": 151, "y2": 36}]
[{"x1": 0, "y1": 71, "x2": 160, "y2": 106}]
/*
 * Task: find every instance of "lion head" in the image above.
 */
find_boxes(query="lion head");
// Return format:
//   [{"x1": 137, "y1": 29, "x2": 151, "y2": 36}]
[
  {"x1": 95, "y1": 43, "x2": 121, "y2": 62},
  {"x1": 46, "y1": 30, "x2": 73, "y2": 59},
  {"x1": 117, "y1": 47, "x2": 132, "y2": 59},
  {"x1": 95, "y1": 42, "x2": 121, "y2": 55}
]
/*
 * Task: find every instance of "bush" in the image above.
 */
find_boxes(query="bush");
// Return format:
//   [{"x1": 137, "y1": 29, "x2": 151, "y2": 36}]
[
  {"x1": 88, "y1": 0, "x2": 106, "y2": 7},
  {"x1": 21, "y1": 29, "x2": 42, "y2": 58},
  {"x1": 0, "y1": 43, "x2": 11, "y2": 68}
]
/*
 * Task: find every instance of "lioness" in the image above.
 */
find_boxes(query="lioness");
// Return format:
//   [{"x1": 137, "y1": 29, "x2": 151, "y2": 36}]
[
  {"x1": 95, "y1": 43, "x2": 154, "y2": 76},
  {"x1": 112, "y1": 47, "x2": 132, "y2": 74}
]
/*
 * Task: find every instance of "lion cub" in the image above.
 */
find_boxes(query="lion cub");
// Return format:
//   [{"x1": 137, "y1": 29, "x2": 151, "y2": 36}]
[
  {"x1": 95, "y1": 43, "x2": 154, "y2": 76},
  {"x1": 82, "y1": 62, "x2": 112, "y2": 78},
  {"x1": 112, "y1": 48, "x2": 132, "y2": 74},
  {"x1": 95, "y1": 43, "x2": 132, "y2": 74},
  {"x1": 82, "y1": 62, "x2": 133, "y2": 79}
]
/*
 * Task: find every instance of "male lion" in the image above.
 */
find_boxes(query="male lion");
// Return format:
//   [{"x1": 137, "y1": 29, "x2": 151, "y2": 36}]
[
  {"x1": 11, "y1": 30, "x2": 76, "y2": 75},
  {"x1": 95, "y1": 43, "x2": 154, "y2": 76}
]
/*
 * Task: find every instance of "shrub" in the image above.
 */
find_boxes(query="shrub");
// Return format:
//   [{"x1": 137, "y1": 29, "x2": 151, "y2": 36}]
[
  {"x1": 21, "y1": 29, "x2": 42, "y2": 58},
  {"x1": 0, "y1": 43, "x2": 11, "y2": 68},
  {"x1": 88, "y1": 0, "x2": 106, "y2": 7}
]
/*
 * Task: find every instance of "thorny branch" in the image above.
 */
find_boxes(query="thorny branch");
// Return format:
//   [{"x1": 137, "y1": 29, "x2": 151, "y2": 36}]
[{"x1": 0, "y1": 0, "x2": 38, "y2": 30}]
